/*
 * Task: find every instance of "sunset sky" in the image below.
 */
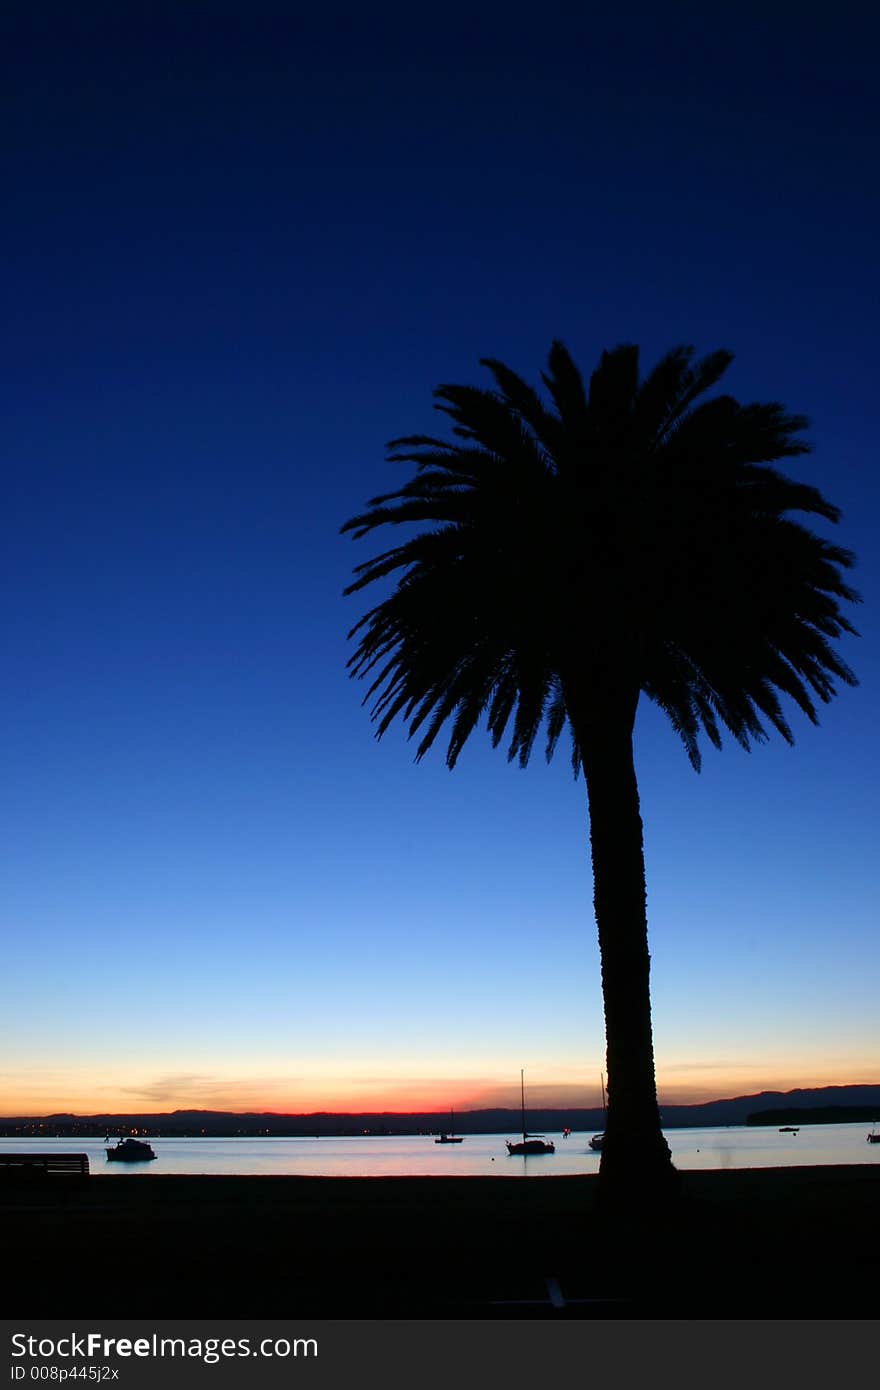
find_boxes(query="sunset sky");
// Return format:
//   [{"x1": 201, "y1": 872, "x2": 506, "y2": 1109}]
[{"x1": 4, "y1": 5, "x2": 878, "y2": 1117}]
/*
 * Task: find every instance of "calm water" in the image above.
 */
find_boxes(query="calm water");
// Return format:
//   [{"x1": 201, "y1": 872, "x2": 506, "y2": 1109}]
[{"x1": 3, "y1": 1123, "x2": 878, "y2": 1176}]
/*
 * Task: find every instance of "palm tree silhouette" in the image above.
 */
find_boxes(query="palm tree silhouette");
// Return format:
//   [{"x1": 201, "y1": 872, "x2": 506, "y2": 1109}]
[{"x1": 341, "y1": 342, "x2": 859, "y2": 1203}]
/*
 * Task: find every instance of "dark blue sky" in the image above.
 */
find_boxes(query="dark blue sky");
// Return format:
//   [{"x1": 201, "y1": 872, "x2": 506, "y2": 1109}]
[{"x1": 4, "y1": 3, "x2": 878, "y2": 1114}]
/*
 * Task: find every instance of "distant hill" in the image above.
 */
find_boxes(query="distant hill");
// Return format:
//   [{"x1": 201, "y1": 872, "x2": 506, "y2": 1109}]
[
  {"x1": 660, "y1": 1085, "x2": 880, "y2": 1128},
  {"x1": 1, "y1": 1084, "x2": 879, "y2": 1138},
  {"x1": 745, "y1": 1105, "x2": 880, "y2": 1127}
]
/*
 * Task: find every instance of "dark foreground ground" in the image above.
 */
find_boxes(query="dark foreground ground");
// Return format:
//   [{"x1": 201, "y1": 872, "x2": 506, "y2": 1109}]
[{"x1": 3, "y1": 1166, "x2": 878, "y2": 1319}]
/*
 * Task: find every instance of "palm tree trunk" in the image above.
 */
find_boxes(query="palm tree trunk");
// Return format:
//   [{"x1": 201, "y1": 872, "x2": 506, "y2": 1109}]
[{"x1": 568, "y1": 686, "x2": 678, "y2": 1207}]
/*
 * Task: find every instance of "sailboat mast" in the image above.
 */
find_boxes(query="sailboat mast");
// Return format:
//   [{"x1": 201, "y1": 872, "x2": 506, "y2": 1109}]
[{"x1": 520, "y1": 1068, "x2": 526, "y2": 1141}]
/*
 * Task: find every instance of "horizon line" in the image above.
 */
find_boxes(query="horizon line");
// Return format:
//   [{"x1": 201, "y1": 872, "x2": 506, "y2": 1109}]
[{"x1": 4, "y1": 1081, "x2": 879, "y2": 1122}]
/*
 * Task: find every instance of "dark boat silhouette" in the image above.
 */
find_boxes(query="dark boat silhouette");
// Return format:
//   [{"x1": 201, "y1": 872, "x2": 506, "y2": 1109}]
[
  {"x1": 106, "y1": 1137, "x2": 157, "y2": 1162},
  {"x1": 434, "y1": 1108, "x2": 464, "y2": 1144},
  {"x1": 506, "y1": 1070, "x2": 555, "y2": 1155}
]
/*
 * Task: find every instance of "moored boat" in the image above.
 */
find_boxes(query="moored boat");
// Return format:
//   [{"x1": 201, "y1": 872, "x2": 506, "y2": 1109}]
[
  {"x1": 508, "y1": 1136, "x2": 556, "y2": 1155},
  {"x1": 434, "y1": 1108, "x2": 464, "y2": 1144},
  {"x1": 506, "y1": 1070, "x2": 555, "y2": 1155},
  {"x1": 106, "y1": 1137, "x2": 157, "y2": 1162}
]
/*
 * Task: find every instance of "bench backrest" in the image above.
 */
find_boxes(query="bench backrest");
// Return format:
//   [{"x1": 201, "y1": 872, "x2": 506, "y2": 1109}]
[{"x1": 0, "y1": 1152, "x2": 90, "y2": 1176}]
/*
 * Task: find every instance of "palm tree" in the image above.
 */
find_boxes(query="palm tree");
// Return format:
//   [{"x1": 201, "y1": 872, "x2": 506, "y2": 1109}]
[{"x1": 341, "y1": 342, "x2": 859, "y2": 1204}]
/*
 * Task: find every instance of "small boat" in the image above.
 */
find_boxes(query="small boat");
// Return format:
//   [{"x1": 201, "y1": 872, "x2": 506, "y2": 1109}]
[
  {"x1": 868, "y1": 1129, "x2": 880, "y2": 1144},
  {"x1": 779, "y1": 1126, "x2": 800, "y2": 1133},
  {"x1": 506, "y1": 1070, "x2": 555, "y2": 1155},
  {"x1": 106, "y1": 1137, "x2": 157, "y2": 1162},
  {"x1": 589, "y1": 1073, "x2": 607, "y2": 1151},
  {"x1": 507, "y1": 1137, "x2": 555, "y2": 1155},
  {"x1": 434, "y1": 1108, "x2": 464, "y2": 1144}
]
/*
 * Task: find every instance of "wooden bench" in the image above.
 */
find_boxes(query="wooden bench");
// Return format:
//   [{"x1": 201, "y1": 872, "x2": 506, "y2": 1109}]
[{"x1": 0, "y1": 1152, "x2": 90, "y2": 1180}]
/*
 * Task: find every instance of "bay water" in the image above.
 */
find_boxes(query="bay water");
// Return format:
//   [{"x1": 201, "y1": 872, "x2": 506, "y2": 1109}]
[{"x1": 2, "y1": 1122, "x2": 877, "y2": 1176}]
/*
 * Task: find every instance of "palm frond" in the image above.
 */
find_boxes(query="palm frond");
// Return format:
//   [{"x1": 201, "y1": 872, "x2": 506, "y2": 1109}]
[
  {"x1": 541, "y1": 340, "x2": 590, "y2": 435},
  {"x1": 586, "y1": 344, "x2": 640, "y2": 437},
  {"x1": 653, "y1": 348, "x2": 735, "y2": 442},
  {"x1": 342, "y1": 341, "x2": 859, "y2": 776}
]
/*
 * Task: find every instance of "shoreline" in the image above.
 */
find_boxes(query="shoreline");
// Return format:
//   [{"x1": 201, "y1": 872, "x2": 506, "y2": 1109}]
[{"x1": 4, "y1": 1164, "x2": 878, "y2": 1318}]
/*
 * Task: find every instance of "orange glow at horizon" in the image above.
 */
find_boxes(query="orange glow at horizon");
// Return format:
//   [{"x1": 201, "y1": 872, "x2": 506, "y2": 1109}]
[{"x1": 3, "y1": 1057, "x2": 880, "y2": 1117}]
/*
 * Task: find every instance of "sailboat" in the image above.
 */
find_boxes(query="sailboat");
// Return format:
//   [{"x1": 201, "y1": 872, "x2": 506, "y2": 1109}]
[
  {"x1": 589, "y1": 1073, "x2": 606, "y2": 1151},
  {"x1": 434, "y1": 1108, "x2": 464, "y2": 1144},
  {"x1": 506, "y1": 1070, "x2": 555, "y2": 1155}
]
